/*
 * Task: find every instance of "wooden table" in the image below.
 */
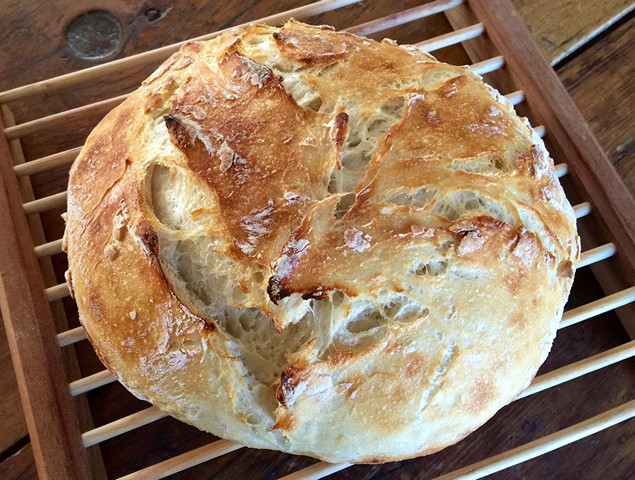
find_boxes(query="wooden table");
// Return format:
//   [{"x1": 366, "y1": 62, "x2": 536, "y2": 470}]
[{"x1": 0, "y1": 1, "x2": 633, "y2": 478}]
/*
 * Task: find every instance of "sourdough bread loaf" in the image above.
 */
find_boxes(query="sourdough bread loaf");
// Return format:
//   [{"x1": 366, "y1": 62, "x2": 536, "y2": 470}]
[{"x1": 64, "y1": 21, "x2": 579, "y2": 463}]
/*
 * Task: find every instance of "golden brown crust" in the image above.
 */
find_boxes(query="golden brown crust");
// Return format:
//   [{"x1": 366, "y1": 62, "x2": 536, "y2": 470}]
[
  {"x1": 65, "y1": 21, "x2": 579, "y2": 463},
  {"x1": 163, "y1": 50, "x2": 337, "y2": 263}
]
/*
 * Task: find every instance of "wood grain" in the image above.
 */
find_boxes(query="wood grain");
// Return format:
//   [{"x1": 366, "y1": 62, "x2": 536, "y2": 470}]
[
  {"x1": 554, "y1": 15, "x2": 635, "y2": 337},
  {"x1": 1, "y1": 104, "x2": 108, "y2": 479},
  {"x1": 469, "y1": 0, "x2": 635, "y2": 282},
  {"x1": 0, "y1": 444, "x2": 37, "y2": 480},
  {"x1": 3, "y1": 0, "x2": 463, "y2": 125},
  {"x1": 0, "y1": 1, "x2": 633, "y2": 479},
  {"x1": 557, "y1": 16, "x2": 635, "y2": 195},
  {"x1": 0, "y1": 115, "x2": 89, "y2": 478},
  {"x1": 0, "y1": 320, "x2": 27, "y2": 456},
  {"x1": 474, "y1": 0, "x2": 635, "y2": 344},
  {"x1": 1, "y1": 0, "x2": 631, "y2": 92},
  {"x1": 0, "y1": 0, "x2": 308, "y2": 90},
  {"x1": 511, "y1": 0, "x2": 634, "y2": 64}
]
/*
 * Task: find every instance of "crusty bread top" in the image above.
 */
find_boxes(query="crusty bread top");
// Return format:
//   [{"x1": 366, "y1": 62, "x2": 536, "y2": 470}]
[{"x1": 64, "y1": 21, "x2": 579, "y2": 463}]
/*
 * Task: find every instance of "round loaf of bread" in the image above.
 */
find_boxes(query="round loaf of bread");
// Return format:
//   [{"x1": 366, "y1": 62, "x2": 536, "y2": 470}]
[{"x1": 65, "y1": 21, "x2": 580, "y2": 463}]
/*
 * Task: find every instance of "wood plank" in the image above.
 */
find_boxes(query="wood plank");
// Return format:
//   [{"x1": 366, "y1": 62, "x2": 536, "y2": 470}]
[
  {"x1": 554, "y1": 16, "x2": 635, "y2": 338},
  {"x1": 443, "y1": 4, "x2": 517, "y2": 94},
  {"x1": 0, "y1": 0, "x2": 307, "y2": 91},
  {"x1": 0, "y1": 116, "x2": 89, "y2": 477},
  {"x1": 2, "y1": 0, "x2": 630, "y2": 95},
  {"x1": 0, "y1": 321, "x2": 27, "y2": 455},
  {"x1": 447, "y1": 5, "x2": 634, "y2": 197},
  {"x1": 0, "y1": 443, "x2": 37, "y2": 480},
  {"x1": 5, "y1": 0, "x2": 464, "y2": 151},
  {"x1": 468, "y1": 0, "x2": 635, "y2": 284},
  {"x1": 0, "y1": 0, "x2": 379, "y2": 123},
  {"x1": 511, "y1": 0, "x2": 634, "y2": 64},
  {"x1": 557, "y1": 16, "x2": 634, "y2": 195},
  {"x1": 0, "y1": 1, "x2": 633, "y2": 479},
  {"x1": 1, "y1": 105, "x2": 108, "y2": 479},
  {"x1": 472, "y1": 0, "x2": 635, "y2": 344}
]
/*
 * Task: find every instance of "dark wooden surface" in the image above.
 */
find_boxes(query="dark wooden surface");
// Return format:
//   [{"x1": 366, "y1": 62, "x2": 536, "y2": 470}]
[
  {"x1": 0, "y1": 1, "x2": 633, "y2": 478},
  {"x1": 0, "y1": 106, "x2": 93, "y2": 479},
  {"x1": 557, "y1": 16, "x2": 635, "y2": 196}
]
